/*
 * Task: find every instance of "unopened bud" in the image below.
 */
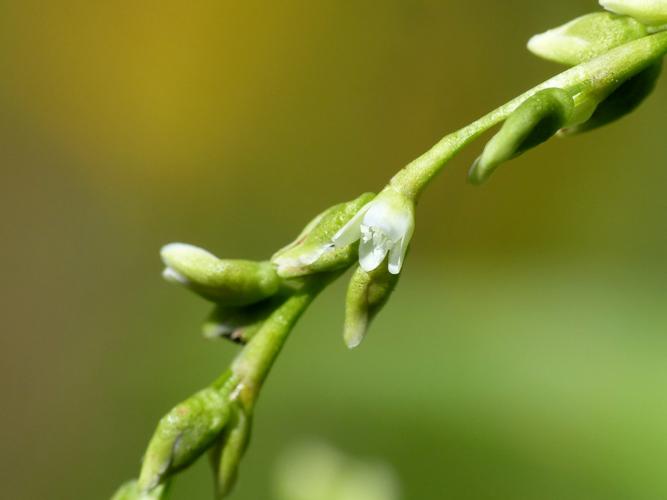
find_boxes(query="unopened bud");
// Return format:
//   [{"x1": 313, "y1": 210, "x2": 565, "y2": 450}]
[
  {"x1": 561, "y1": 61, "x2": 662, "y2": 135},
  {"x1": 344, "y1": 265, "x2": 399, "y2": 349},
  {"x1": 209, "y1": 404, "x2": 252, "y2": 499},
  {"x1": 528, "y1": 12, "x2": 647, "y2": 66},
  {"x1": 202, "y1": 298, "x2": 280, "y2": 344},
  {"x1": 601, "y1": 0, "x2": 667, "y2": 25},
  {"x1": 469, "y1": 88, "x2": 574, "y2": 184},
  {"x1": 271, "y1": 193, "x2": 375, "y2": 278},
  {"x1": 161, "y1": 243, "x2": 280, "y2": 306},
  {"x1": 138, "y1": 374, "x2": 238, "y2": 491}
]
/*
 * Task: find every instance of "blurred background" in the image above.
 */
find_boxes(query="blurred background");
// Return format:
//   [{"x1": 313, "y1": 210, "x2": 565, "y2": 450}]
[{"x1": 2, "y1": 0, "x2": 666, "y2": 498}]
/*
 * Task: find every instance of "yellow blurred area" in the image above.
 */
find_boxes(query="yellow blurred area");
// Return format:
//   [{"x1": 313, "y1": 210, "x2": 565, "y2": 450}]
[
  {"x1": 1, "y1": 1, "x2": 666, "y2": 499},
  {"x1": 1, "y1": 2, "x2": 326, "y2": 184}
]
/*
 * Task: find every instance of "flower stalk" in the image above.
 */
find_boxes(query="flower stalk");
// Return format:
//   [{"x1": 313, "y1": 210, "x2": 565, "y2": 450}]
[
  {"x1": 390, "y1": 30, "x2": 667, "y2": 198},
  {"x1": 112, "y1": 8, "x2": 667, "y2": 499}
]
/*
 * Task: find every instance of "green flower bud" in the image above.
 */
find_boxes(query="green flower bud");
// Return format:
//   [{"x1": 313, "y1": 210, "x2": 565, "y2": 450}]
[
  {"x1": 271, "y1": 193, "x2": 375, "y2": 278},
  {"x1": 272, "y1": 207, "x2": 334, "y2": 257},
  {"x1": 161, "y1": 243, "x2": 280, "y2": 306},
  {"x1": 344, "y1": 264, "x2": 399, "y2": 349},
  {"x1": 561, "y1": 61, "x2": 662, "y2": 135},
  {"x1": 469, "y1": 88, "x2": 574, "y2": 184},
  {"x1": 209, "y1": 404, "x2": 252, "y2": 499},
  {"x1": 111, "y1": 479, "x2": 169, "y2": 500},
  {"x1": 528, "y1": 12, "x2": 647, "y2": 66},
  {"x1": 601, "y1": 0, "x2": 667, "y2": 25},
  {"x1": 202, "y1": 298, "x2": 280, "y2": 344},
  {"x1": 138, "y1": 373, "x2": 238, "y2": 491}
]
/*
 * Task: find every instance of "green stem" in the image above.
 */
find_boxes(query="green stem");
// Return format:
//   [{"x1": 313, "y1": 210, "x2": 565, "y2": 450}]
[
  {"x1": 230, "y1": 278, "x2": 330, "y2": 409},
  {"x1": 390, "y1": 31, "x2": 667, "y2": 199}
]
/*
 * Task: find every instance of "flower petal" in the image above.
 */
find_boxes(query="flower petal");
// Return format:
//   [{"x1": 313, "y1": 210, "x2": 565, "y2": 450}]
[
  {"x1": 162, "y1": 267, "x2": 190, "y2": 285},
  {"x1": 359, "y1": 235, "x2": 389, "y2": 272},
  {"x1": 387, "y1": 235, "x2": 409, "y2": 274},
  {"x1": 298, "y1": 244, "x2": 331, "y2": 265},
  {"x1": 331, "y1": 203, "x2": 371, "y2": 247}
]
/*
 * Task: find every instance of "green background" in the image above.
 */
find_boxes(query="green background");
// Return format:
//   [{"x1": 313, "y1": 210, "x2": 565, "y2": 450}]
[{"x1": 1, "y1": 1, "x2": 666, "y2": 498}]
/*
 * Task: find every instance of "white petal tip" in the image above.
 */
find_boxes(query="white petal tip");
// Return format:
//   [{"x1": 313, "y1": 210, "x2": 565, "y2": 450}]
[
  {"x1": 359, "y1": 241, "x2": 389, "y2": 273},
  {"x1": 344, "y1": 313, "x2": 368, "y2": 349},
  {"x1": 346, "y1": 339, "x2": 362, "y2": 349},
  {"x1": 160, "y1": 242, "x2": 214, "y2": 267},
  {"x1": 387, "y1": 263, "x2": 401, "y2": 275},
  {"x1": 359, "y1": 259, "x2": 382, "y2": 273},
  {"x1": 162, "y1": 267, "x2": 189, "y2": 285},
  {"x1": 344, "y1": 330, "x2": 365, "y2": 349},
  {"x1": 160, "y1": 242, "x2": 190, "y2": 260}
]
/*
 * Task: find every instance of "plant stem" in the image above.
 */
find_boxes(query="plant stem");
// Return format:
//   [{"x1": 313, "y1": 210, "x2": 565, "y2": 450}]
[
  {"x1": 390, "y1": 31, "x2": 667, "y2": 199},
  {"x1": 230, "y1": 278, "x2": 330, "y2": 409}
]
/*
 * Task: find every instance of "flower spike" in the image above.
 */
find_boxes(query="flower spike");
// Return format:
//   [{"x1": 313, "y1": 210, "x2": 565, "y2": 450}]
[{"x1": 114, "y1": 10, "x2": 667, "y2": 499}]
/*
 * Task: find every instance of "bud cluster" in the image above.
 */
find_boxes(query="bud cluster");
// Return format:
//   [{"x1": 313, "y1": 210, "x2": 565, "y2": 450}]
[
  {"x1": 468, "y1": 2, "x2": 667, "y2": 184},
  {"x1": 113, "y1": 188, "x2": 418, "y2": 498}
]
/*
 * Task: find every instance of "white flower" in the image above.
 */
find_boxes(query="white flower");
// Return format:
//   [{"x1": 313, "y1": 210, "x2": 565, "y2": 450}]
[{"x1": 331, "y1": 187, "x2": 415, "y2": 274}]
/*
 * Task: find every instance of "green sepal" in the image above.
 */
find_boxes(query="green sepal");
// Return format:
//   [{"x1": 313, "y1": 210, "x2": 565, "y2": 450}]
[
  {"x1": 528, "y1": 12, "x2": 647, "y2": 66},
  {"x1": 469, "y1": 88, "x2": 574, "y2": 184},
  {"x1": 202, "y1": 297, "x2": 283, "y2": 344},
  {"x1": 271, "y1": 192, "x2": 375, "y2": 278},
  {"x1": 600, "y1": 0, "x2": 667, "y2": 26},
  {"x1": 343, "y1": 264, "x2": 400, "y2": 349},
  {"x1": 111, "y1": 479, "x2": 170, "y2": 500},
  {"x1": 161, "y1": 243, "x2": 281, "y2": 306},
  {"x1": 561, "y1": 61, "x2": 662, "y2": 135},
  {"x1": 209, "y1": 404, "x2": 252, "y2": 499},
  {"x1": 138, "y1": 372, "x2": 238, "y2": 491},
  {"x1": 271, "y1": 206, "x2": 334, "y2": 258}
]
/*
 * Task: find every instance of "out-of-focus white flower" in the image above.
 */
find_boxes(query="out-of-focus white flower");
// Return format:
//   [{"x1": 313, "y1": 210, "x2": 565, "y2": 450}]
[
  {"x1": 274, "y1": 440, "x2": 400, "y2": 500},
  {"x1": 600, "y1": 0, "x2": 667, "y2": 25},
  {"x1": 332, "y1": 187, "x2": 414, "y2": 274}
]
